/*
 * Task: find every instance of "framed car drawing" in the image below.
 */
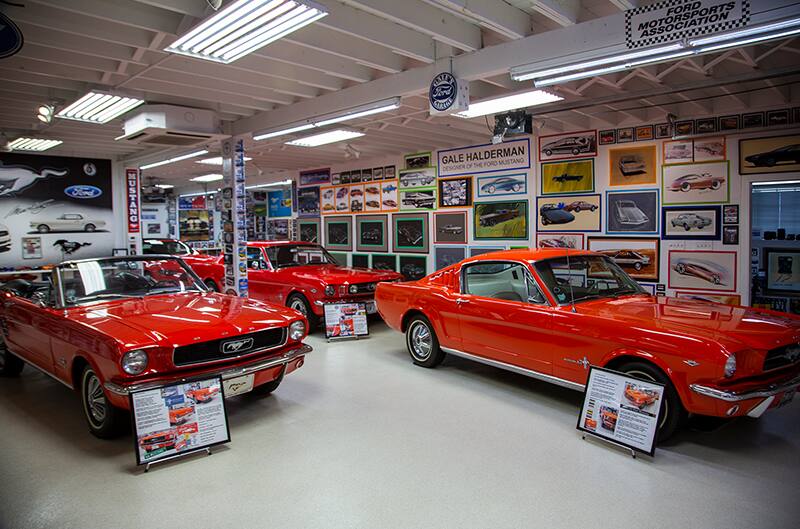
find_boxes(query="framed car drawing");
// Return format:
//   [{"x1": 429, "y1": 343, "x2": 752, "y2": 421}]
[
  {"x1": 399, "y1": 255, "x2": 427, "y2": 280},
  {"x1": 609, "y1": 145, "x2": 657, "y2": 186},
  {"x1": 400, "y1": 188, "x2": 436, "y2": 212},
  {"x1": 663, "y1": 139, "x2": 693, "y2": 165},
  {"x1": 434, "y1": 246, "x2": 466, "y2": 270},
  {"x1": 668, "y1": 250, "x2": 737, "y2": 292},
  {"x1": 405, "y1": 151, "x2": 432, "y2": 169},
  {"x1": 380, "y1": 180, "x2": 399, "y2": 212},
  {"x1": 364, "y1": 182, "x2": 382, "y2": 212},
  {"x1": 662, "y1": 161, "x2": 730, "y2": 205},
  {"x1": 535, "y1": 232, "x2": 584, "y2": 249},
  {"x1": 371, "y1": 253, "x2": 397, "y2": 272},
  {"x1": 438, "y1": 176, "x2": 472, "y2": 208},
  {"x1": 599, "y1": 129, "x2": 616, "y2": 145},
  {"x1": 475, "y1": 173, "x2": 527, "y2": 198},
  {"x1": 398, "y1": 167, "x2": 436, "y2": 190},
  {"x1": 693, "y1": 137, "x2": 726, "y2": 162},
  {"x1": 739, "y1": 134, "x2": 800, "y2": 174},
  {"x1": 356, "y1": 214, "x2": 388, "y2": 253},
  {"x1": 324, "y1": 217, "x2": 352, "y2": 252},
  {"x1": 298, "y1": 218, "x2": 321, "y2": 244},
  {"x1": 634, "y1": 125, "x2": 653, "y2": 141},
  {"x1": 474, "y1": 200, "x2": 528, "y2": 240},
  {"x1": 433, "y1": 211, "x2": 467, "y2": 244},
  {"x1": 661, "y1": 206, "x2": 721, "y2": 240},
  {"x1": 349, "y1": 184, "x2": 364, "y2": 214},
  {"x1": 540, "y1": 159, "x2": 594, "y2": 195},
  {"x1": 538, "y1": 130, "x2": 597, "y2": 161},
  {"x1": 606, "y1": 189, "x2": 659, "y2": 235},
  {"x1": 587, "y1": 237, "x2": 660, "y2": 282},
  {"x1": 536, "y1": 194, "x2": 601, "y2": 232},
  {"x1": 392, "y1": 213, "x2": 429, "y2": 254}
]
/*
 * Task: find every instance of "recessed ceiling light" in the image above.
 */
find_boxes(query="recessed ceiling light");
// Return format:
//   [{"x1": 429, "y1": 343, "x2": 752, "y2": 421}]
[
  {"x1": 140, "y1": 150, "x2": 210, "y2": 170},
  {"x1": 453, "y1": 90, "x2": 563, "y2": 118},
  {"x1": 286, "y1": 129, "x2": 365, "y2": 147},
  {"x1": 8, "y1": 138, "x2": 63, "y2": 151},
  {"x1": 154, "y1": 184, "x2": 175, "y2": 189},
  {"x1": 196, "y1": 156, "x2": 253, "y2": 165},
  {"x1": 56, "y1": 91, "x2": 145, "y2": 124},
  {"x1": 166, "y1": 0, "x2": 328, "y2": 64},
  {"x1": 191, "y1": 174, "x2": 224, "y2": 183}
]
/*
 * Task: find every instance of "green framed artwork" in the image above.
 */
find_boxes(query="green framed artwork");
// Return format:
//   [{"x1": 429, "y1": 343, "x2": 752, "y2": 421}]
[
  {"x1": 356, "y1": 214, "x2": 388, "y2": 252},
  {"x1": 392, "y1": 212, "x2": 429, "y2": 254},
  {"x1": 540, "y1": 158, "x2": 594, "y2": 195},
  {"x1": 324, "y1": 216, "x2": 352, "y2": 251},
  {"x1": 662, "y1": 161, "x2": 730, "y2": 205},
  {"x1": 399, "y1": 255, "x2": 427, "y2": 280},
  {"x1": 328, "y1": 252, "x2": 348, "y2": 266},
  {"x1": 371, "y1": 253, "x2": 397, "y2": 271},
  {"x1": 298, "y1": 218, "x2": 320, "y2": 244},
  {"x1": 351, "y1": 253, "x2": 369, "y2": 268},
  {"x1": 473, "y1": 200, "x2": 528, "y2": 240}
]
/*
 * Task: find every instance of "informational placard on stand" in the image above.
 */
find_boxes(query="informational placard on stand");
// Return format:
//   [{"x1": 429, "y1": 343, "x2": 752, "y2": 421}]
[
  {"x1": 324, "y1": 302, "x2": 369, "y2": 340},
  {"x1": 130, "y1": 376, "x2": 231, "y2": 467},
  {"x1": 577, "y1": 366, "x2": 665, "y2": 457}
]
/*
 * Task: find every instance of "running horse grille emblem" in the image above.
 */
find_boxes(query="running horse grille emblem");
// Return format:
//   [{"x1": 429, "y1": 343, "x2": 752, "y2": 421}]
[{"x1": 221, "y1": 337, "x2": 254, "y2": 354}]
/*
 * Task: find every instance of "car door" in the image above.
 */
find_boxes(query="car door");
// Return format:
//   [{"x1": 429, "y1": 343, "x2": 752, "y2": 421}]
[
  {"x1": 2, "y1": 289, "x2": 58, "y2": 372},
  {"x1": 455, "y1": 260, "x2": 555, "y2": 374},
  {"x1": 245, "y1": 247, "x2": 273, "y2": 301}
]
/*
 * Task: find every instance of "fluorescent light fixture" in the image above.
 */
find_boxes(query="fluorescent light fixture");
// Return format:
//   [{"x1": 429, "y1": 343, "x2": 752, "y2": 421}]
[
  {"x1": 690, "y1": 17, "x2": 800, "y2": 46},
  {"x1": 454, "y1": 89, "x2": 563, "y2": 118},
  {"x1": 57, "y1": 91, "x2": 145, "y2": 124},
  {"x1": 165, "y1": 0, "x2": 328, "y2": 64},
  {"x1": 511, "y1": 43, "x2": 684, "y2": 82},
  {"x1": 8, "y1": 137, "x2": 63, "y2": 151},
  {"x1": 191, "y1": 174, "x2": 224, "y2": 183},
  {"x1": 197, "y1": 156, "x2": 253, "y2": 165},
  {"x1": 253, "y1": 97, "x2": 400, "y2": 141},
  {"x1": 753, "y1": 180, "x2": 800, "y2": 186},
  {"x1": 695, "y1": 26, "x2": 800, "y2": 54},
  {"x1": 140, "y1": 150, "x2": 209, "y2": 170},
  {"x1": 154, "y1": 184, "x2": 175, "y2": 189},
  {"x1": 247, "y1": 179, "x2": 293, "y2": 189},
  {"x1": 286, "y1": 129, "x2": 364, "y2": 147}
]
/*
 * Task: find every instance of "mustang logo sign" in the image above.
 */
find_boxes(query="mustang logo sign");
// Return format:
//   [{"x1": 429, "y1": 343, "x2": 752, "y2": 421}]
[
  {"x1": 221, "y1": 337, "x2": 254, "y2": 354},
  {"x1": 53, "y1": 239, "x2": 91, "y2": 255},
  {"x1": 0, "y1": 165, "x2": 68, "y2": 197}
]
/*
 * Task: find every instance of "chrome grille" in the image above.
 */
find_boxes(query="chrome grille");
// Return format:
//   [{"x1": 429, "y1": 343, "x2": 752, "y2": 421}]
[
  {"x1": 173, "y1": 328, "x2": 287, "y2": 367},
  {"x1": 764, "y1": 343, "x2": 800, "y2": 371}
]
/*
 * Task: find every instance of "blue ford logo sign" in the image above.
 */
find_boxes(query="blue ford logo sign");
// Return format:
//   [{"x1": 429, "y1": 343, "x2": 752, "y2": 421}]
[
  {"x1": 429, "y1": 72, "x2": 458, "y2": 112},
  {"x1": 64, "y1": 185, "x2": 102, "y2": 199},
  {"x1": 0, "y1": 13, "x2": 24, "y2": 59}
]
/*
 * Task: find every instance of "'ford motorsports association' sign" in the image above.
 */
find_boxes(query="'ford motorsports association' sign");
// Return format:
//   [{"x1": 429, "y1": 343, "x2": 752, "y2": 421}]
[
  {"x1": 626, "y1": 0, "x2": 750, "y2": 49},
  {"x1": 437, "y1": 138, "x2": 530, "y2": 177}
]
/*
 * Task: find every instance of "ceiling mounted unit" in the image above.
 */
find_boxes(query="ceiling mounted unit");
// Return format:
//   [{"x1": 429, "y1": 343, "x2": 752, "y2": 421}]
[{"x1": 116, "y1": 105, "x2": 227, "y2": 147}]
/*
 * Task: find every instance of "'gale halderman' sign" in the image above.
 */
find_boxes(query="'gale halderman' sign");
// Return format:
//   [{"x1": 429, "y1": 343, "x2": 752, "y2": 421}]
[
  {"x1": 626, "y1": 0, "x2": 750, "y2": 49},
  {"x1": 437, "y1": 138, "x2": 530, "y2": 177}
]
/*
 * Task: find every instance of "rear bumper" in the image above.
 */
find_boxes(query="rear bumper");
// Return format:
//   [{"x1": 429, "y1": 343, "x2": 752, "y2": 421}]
[{"x1": 104, "y1": 343, "x2": 311, "y2": 404}]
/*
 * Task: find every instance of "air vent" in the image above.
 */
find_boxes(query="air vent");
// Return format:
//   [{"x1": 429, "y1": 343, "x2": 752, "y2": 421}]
[{"x1": 116, "y1": 104, "x2": 227, "y2": 146}]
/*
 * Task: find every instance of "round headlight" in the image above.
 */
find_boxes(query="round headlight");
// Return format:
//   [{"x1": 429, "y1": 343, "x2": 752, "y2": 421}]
[
  {"x1": 724, "y1": 354, "x2": 737, "y2": 378},
  {"x1": 122, "y1": 349, "x2": 148, "y2": 375},
  {"x1": 289, "y1": 320, "x2": 306, "y2": 341},
  {"x1": 324, "y1": 285, "x2": 336, "y2": 296},
  {"x1": 349, "y1": 285, "x2": 358, "y2": 294}
]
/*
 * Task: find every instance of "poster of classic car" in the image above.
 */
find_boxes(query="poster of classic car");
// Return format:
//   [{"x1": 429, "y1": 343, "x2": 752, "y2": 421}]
[
  {"x1": 605, "y1": 190, "x2": 659, "y2": 234},
  {"x1": 536, "y1": 194, "x2": 601, "y2": 232},
  {"x1": 662, "y1": 161, "x2": 730, "y2": 205},
  {"x1": 0, "y1": 152, "x2": 114, "y2": 267},
  {"x1": 393, "y1": 213, "x2": 429, "y2": 253},
  {"x1": 608, "y1": 145, "x2": 657, "y2": 186},
  {"x1": 587, "y1": 237, "x2": 660, "y2": 282},
  {"x1": 474, "y1": 200, "x2": 528, "y2": 240},
  {"x1": 668, "y1": 250, "x2": 737, "y2": 292},
  {"x1": 538, "y1": 130, "x2": 597, "y2": 161},
  {"x1": 356, "y1": 215, "x2": 388, "y2": 252},
  {"x1": 739, "y1": 134, "x2": 800, "y2": 174},
  {"x1": 433, "y1": 211, "x2": 467, "y2": 244},
  {"x1": 540, "y1": 160, "x2": 593, "y2": 195},
  {"x1": 662, "y1": 206, "x2": 721, "y2": 240},
  {"x1": 475, "y1": 173, "x2": 528, "y2": 198}
]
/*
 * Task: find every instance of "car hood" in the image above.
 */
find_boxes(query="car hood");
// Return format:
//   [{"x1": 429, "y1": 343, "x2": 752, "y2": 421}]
[
  {"x1": 68, "y1": 293, "x2": 297, "y2": 349},
  {"x1": 280, "y1": 264, "x2": 402, "y2": 284},
  {"x1": 577, "y1": 295, "x2": 800, "y2": 352}
]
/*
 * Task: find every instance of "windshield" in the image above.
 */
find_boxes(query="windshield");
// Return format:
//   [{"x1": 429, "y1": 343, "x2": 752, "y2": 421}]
[
  {"x1": 264, "y1": 244, "x2": 338, "y2": 268},
  {"x1": 58, "y1": 257, "x2": 204, "y2": 306},
  {"x1": 143, "y1": 239, "x2": 192, "y2": 256},
  {"x1": 533, "y1": 255, "x2": 645, "y2": 305}
]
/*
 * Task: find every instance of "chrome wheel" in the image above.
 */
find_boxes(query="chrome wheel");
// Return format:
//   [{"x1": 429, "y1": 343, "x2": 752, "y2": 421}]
[
  {"x1": 626, "y1": 369, "x2": 669, "y2": 430},
  {"x1": 289, "y1": 298, "x2": 308, "y2": 315},
  {"x1": 408, "y1": 321, "x2": 432, "y2": 360},
  {"x1": 83, "y1": 370, "x2": 107, "y2": 427}
]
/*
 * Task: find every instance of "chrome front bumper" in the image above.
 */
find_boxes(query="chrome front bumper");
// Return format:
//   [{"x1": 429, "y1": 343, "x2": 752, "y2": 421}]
[
  {"x1": 689, "y1": 373, "x2": 800, "y2": 402},
  {"x1": 104, "y1": 344, "x2": 311, "y2": 396}
]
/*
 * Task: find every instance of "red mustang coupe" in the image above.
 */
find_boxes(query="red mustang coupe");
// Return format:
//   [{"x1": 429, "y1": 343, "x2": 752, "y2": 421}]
[
  {"x1": 376, "y1": 249, "x2": 800, "y2": 440},
  {"x1": 0, "y1": 256, "x2": 310, "y2": 439},
  {"x1": 143, "y1": 239, "x2": 222, "y2": 291},
  {"x1": 192, "y1": 241, "x2": 403, "y2": 327}
]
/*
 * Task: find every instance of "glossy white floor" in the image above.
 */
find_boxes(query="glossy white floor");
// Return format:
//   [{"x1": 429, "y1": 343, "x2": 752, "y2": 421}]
[{"x1": 0, "y1": 322, "x2": 797, "y2": 529}]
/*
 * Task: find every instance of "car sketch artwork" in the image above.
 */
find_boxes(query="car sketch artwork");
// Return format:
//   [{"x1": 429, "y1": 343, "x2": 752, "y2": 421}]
[
  {"x1": 613, "y1": 200, "x2": 649, "y2": 227},
  {"x1": 599, "y1": 249, "x2": 651, "y2": 271},
  {"x1": 618, "y1": 155, "x2": 646, "y2": 176},
  {"x1": 563, "y1": 200, "x2": 597, "y2": 213},
  {"x1": 400, "y1": 171, "x2": 435, "y2": 188},
  {"x1": 479, "y1": 208, "x2": 520, "y2": 227},
  {"x1": 673, "y1": 259, "x2": 725, "y2": 285},
  {"x1": 669, "y1": 172, "x2": 724, "y2": 192},
  {"x1": 30, "y1": 213, "x2": 106, "y2": 233},
  {"x1": 552, "y1": 173, "x2": 583, "y2": 183},
  {"x1": 744, "y1": 144, "x2": 800, "y2": 167},
  {"x1": 542, "y1": 136, "x2": 593, "y2": 156},
  {"x1": 480, "y1": 177, "x2": 524, "y2": 194},
  {"x1": 539, "y1": 204, "x2": 575, "y2": 226},
  {"x1": 438, "y1": 224, "x2": 464, "y2": 234},
  {"x1": 671, "y1": 213, "x2": 712, "y2": 231}
]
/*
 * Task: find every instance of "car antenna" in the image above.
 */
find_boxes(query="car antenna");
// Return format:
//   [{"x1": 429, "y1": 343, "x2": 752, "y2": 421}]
[{"x1": 566, "y1": 246, "x2": 577, "y2": 313}]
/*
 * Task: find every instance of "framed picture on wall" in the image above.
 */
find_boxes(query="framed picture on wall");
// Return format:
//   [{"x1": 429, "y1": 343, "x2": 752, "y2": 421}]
[
  {"x1": 606, "y1": 189, "x2": 659, "y2": 235},
  {"x1": 371, "y1": 253, "x2": 397, "y2": 272},
  {"x1": 723, "y1": 204, "x2": 739, "y2": 224},
  {"x1": 438, "y1": 176, "x2": 472, "y2": 208},
  {"x1": 298, "y1": 168, "x2": 330, "y2": 186},
  {"x1": 764, "y1": 248, "x2": 800, "y2": 294},
  {"x1": 767, "y1": 109, "x2": 790, "y2": 127},
  {"x1": 663, "y1": 139, "x2": 694, "y2": 164},
  {"x1": 609, "y1": 145, "x2": 657, "y2": 186},
  {"x1": 373, "y1": 167, "x2": 384, "y2": 180},
  {"x1": 540, "y1": 159, "x2": 594, "y2": 195},
  {"x1": 433, "y1": 211, "x2": 467, "y2": 244},
  {"x1": 392, "y1": 213, "x2": 429, "y2": 254},
  {"x1": 655, "y1": 123, "x2": 671, "y2": 138},
  {"x1": 352, "y1": 253, "x2": 369, "y2": 268},
  {"x1": 739, "y1": 134, "x2": 800, "y2": 175},
  {"x1": 634, "y1": 125, "x2": 653, "y2": 141},
  {"x1": 742, "y1": 112, "x2": 765, "y2": 129},
  {"x1": 356, "y1": 214, "x2": 388, "y2": 253},
  {"x1": 536, "y1": 194, "x2": 601, "y2": 232},
  {"x1": 662, "y1": 161, "x2": 730, "y2": 205},
  {"x1": 675, "y1": 120, "x2": 694, "y2": 136},
  {"x1": 538, "y1": 130, "x2": 597, "y2": 161},
  {"x1": 599, "y1": 130, "x2": 616, "y2": 145},
  {"x1": 535, "y1": 232, "x2": 584, "y2": 249},
  {"x1": 21, "y1": 237, "x2": 42, "y2": 259},
  {"x1": 693, "y1": 137, "x2": 726, "y2": 162},
  {"x1": 474, "y1": 200, "x2": 528, "y2": 240},
  {"x1": 435, "y1": 246, "x2": 466, "y2": 270},
  {"x1": 695, "y1": 117, "x2": 717, "y2": 134},
  {"x1": 476, "y1": 173, "x2": 528, "y2": 198},
  {"x1": 405, "y1": 151, "x2": 433, "y2": 169},
  {"x1": 400, "y1": 188, "x2": 436, "y2": 211},
  {"x1": 661, "y1": 206, "x2": 721, "y2": 240},
  {"x1": 298, "y1": 218, "x2": 321, "y2": 244},
  {"x1": 668, "y1": 250, "x2": 737, "y2": 292},
  {"x1": 718, "y1": 115, "x2": 740, "y2": 131},
  {"x1": 674, "y1": 292, "x2": 742, "y2": 305},
  {"x1": 722, "y1": 225, "x2": 739, "y2": 245},
  {"x1": 399, "y1": 255, "x2": 427, "y2": 281},
  {"x1": 324, "y1": 217, "x2": 352, "y2": 251},
  {"x1": 617, "y1": 127, "x2": 634, "y2": 143},
  {"x1": 587, "y1": 237, "x2": 660, "y2": 282}
]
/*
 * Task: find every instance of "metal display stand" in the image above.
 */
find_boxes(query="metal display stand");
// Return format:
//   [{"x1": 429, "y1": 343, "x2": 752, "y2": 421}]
[
  {"x1": 581, "y1": 431, "x2": 637, "y2": 459},
  {"x1": 144, "y1": 447, "x2": 212, "y2": 472}
]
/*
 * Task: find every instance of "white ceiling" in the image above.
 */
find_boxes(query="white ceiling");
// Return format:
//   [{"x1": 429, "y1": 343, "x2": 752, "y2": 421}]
[{"x1": 1, "y1": 0, "x2": 799, "y2": 188}]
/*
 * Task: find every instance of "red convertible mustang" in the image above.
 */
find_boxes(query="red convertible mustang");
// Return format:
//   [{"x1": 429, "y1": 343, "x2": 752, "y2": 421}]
[
  {"x1": 376, "y1": 249, "x2": 800, "y2": 440},
  {"x1": 192, "y1": 241, "x2": 403, "y2": 327},
  {"x1": 0, "y1": 256, "x2": 310, "y2": 438}
]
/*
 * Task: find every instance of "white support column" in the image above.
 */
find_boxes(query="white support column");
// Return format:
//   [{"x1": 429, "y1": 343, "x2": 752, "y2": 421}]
[{"x1": 220, "y1": 137, "x2": 248, "y2": 297}]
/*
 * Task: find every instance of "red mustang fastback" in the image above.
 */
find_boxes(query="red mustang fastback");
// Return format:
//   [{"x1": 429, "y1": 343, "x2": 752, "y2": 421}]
[
  {"x1": 192, "y1": 241, "x2": 403, "y2": 327},
  {"x1": 376, "y1": 249, "x2": 800, "y2": 440},
  {"x1": 0, "y1": 256, "x2": 310, "y2": 438}
]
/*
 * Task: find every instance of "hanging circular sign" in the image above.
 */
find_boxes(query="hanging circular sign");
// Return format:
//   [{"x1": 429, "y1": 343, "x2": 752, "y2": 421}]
[
  {"x1": 0, "y1": 12, "x2": 24, "y2": 59},
  {"x1": 429, "y1": 72, "x2": 458, "y2": 113}
]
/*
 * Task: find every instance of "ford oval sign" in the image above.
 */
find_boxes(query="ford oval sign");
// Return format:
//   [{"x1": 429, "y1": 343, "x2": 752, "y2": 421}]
[
  {"x1": 64, "y1": 185, "x2": 103, "y2": 199},
  {"x1": 429, "y1": 72, "x2": 458, "y2": 113},
  {"x1": 0, "y1": 13, "x2": 24, "y2": 59}
]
